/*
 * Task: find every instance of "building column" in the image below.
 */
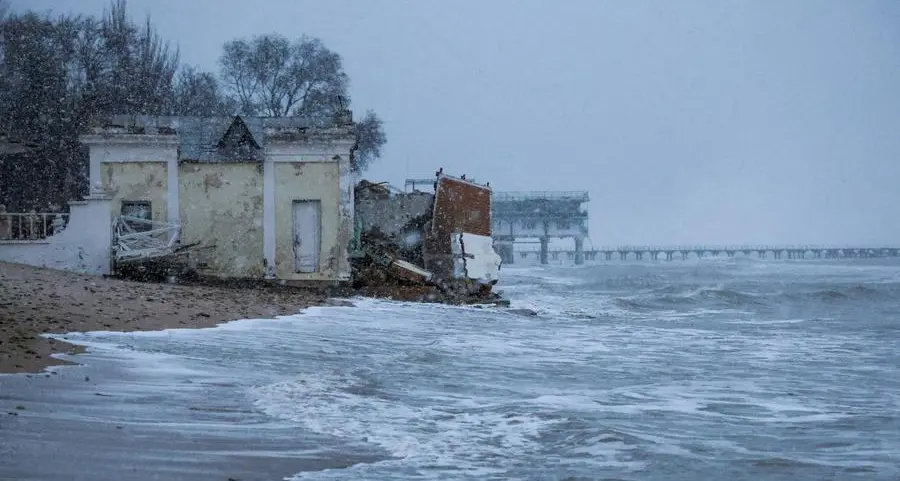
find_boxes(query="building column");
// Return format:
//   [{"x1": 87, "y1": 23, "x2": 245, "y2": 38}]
[
  {"x1": 263, "y1": 156, "x2": 276, "y2": 278},
  {"x1": 574, "y1": 236, "x2": 585, "y2": 265},
  {"x1": 166, "y1": 155, "x2": 179, "y2": 241},
  {"x1": 540, "y1": 237, "x2": 549, "y2": 265},
  {"x1": 88, "y1": 144, "x2": 104, "y2": 191},
  {"x1": 337, "y1": 153, "x2": 354, "y2": 281}
]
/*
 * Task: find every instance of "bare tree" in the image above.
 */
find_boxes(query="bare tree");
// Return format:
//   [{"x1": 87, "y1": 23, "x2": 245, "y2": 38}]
[
  {"x1": 171, "y1": 65, "x2": 235, "y2": 116},
  {"x1": 218, "y1": 33, "x2": 387, "y2": 172},
  {"x1": 98, "y1": 0, "x2": 178, "y2": 115},
  {"x1": 0, "y1": 0, "x2": 182, "y2": 210},
  {"x1": 354, "y1": 110, "x2": 387, "y2": 173},
  {"x1": 218, "y1": 33, "x2": 348, "y2": 119}
]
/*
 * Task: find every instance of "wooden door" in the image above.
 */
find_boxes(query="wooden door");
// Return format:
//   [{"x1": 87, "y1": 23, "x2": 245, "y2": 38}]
[{"x1": 292, "y1": 200, "x2": 321, "y2": 273}]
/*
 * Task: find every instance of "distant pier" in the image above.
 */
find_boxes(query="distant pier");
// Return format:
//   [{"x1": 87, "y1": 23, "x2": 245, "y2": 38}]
[
  {"x1": 488, "y1": 190, "x2": 899, "y2": 264},
  {"x1": 514, "y1": 245, "x2": 900, "y2": 262},
  {"x1": 492, "y1": 191, "x2": 590, "y2": 265}
]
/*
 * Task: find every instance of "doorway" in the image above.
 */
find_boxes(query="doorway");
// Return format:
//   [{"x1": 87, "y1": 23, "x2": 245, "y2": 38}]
[{"x1": 292, "y1": 200, "x2": 321, "y2": 273}]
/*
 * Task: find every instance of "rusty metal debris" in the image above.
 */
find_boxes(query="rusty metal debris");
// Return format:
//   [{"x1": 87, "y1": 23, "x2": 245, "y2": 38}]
[{"x1": 352, "y1": 171, "x2": 506, "y2": 306}]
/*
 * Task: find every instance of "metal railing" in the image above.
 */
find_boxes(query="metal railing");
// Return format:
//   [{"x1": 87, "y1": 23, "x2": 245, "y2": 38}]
[
  {"x1": 492, "y1": 191, "x2": 590, "y2": 202},
  {"x1": 592, "y1": 245, "x2": 897, "y2": 252},
  {"x1": 0, "y1": 212, "x2": 70, "y2": 241},
  {"x1": 113, "y1": 215, "x2": 182, "y2": 264},
  {"x1": 492, "y1": 211, "x2": 590, "y2": 220}
]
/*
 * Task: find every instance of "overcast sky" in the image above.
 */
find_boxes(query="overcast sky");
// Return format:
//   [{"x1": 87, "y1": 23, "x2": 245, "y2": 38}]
[{"x1": 16, "y1": 0, "x2": 900, "y2": 246}]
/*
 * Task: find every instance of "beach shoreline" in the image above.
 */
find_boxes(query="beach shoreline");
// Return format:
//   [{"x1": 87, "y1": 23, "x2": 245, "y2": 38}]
[
  {"x1": 0, "y1": 261, "x2": 415, "y2": 480},
  {"x1": 1, "y1": 260, "x2": 497, "y2": 375},
  {"x1": 0, "y1": 261, "x2": 333, "y2": 374}
]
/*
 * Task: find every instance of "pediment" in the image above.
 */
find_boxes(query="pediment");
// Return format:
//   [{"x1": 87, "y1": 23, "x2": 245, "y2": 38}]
[
  {"x1": 215, "y1": 116, "x2": 263, "y2": 162},
  {"x1": 217, "y1": 116, "x2": 260, "y2": 149}
]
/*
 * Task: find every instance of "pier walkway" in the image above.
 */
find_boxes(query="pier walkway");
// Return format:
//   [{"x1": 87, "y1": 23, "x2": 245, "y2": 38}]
[{"x1": 516, "y1": 245, "x2": 900, "y2": 262}]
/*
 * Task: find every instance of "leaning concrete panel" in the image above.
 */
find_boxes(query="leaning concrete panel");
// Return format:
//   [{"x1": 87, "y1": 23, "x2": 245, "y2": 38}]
[{"x1": 425, "y1": 175, "x2": 492, "y2": 279}]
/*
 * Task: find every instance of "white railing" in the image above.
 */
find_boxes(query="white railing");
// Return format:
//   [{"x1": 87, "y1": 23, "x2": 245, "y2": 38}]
[
  {"x1": 0, "y1": 212, "x2": 70, "y2": 241},
  {"x1": 112, "y1": 215, "x2": 182, "y2": 263}
]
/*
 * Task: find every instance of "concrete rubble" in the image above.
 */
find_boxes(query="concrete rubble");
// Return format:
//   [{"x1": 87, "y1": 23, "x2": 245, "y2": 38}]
[{"x1": 352, "y1": 171, "x2": 506, "y2": 306}]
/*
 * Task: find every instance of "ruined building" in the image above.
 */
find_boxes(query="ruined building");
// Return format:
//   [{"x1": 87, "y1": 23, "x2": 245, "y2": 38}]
[
  {"x1": 352, "y1": 173, "x2": 503, "y2": 303},
  {"x1": 0, "y1": 112, "x2": 505, "y2": 304},
  {"x1": 79, "y1": 113, "x2": 356, "y2": 283}
]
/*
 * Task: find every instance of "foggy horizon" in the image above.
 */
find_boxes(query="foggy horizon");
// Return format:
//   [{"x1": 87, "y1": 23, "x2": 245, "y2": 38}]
[{"x1": 16, "y1": 0, "x2": 900, "y2": 246}]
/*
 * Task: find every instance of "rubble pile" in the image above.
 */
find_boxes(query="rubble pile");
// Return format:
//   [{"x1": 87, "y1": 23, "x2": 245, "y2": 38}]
[{"x1": 351, "y1": 172, "x2": 506, "y2": 306}]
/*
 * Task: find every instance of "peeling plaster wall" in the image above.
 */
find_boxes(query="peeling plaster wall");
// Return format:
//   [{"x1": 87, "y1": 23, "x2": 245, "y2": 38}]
[
  {"x1": 179, "y1": 163, "x2": 264, "y2": 278},
  {"x1": 77, "y1": 127, "x2": 355, "y2": 283},
  {"x1": 273, "y1": 161, "x2": 342, "y2": 281},
  {"x1": 102, "y1": 162, "x2": 168, "y2": 222},
  {"x1": 266, "y1": 139, "x2": 355, "y2": 283},
  {"x1": 0, "y1": 195, "x2": 113, "y2": 275},
  {"x1": 82, "y1": 136, "x2": 180, "y2": 226}
]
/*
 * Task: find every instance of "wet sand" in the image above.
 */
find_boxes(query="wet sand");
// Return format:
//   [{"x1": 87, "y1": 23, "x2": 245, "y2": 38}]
[
  {"x1": 0, "y1": 261, "x2": 429, "y2": 480},
  {"x1": 0, "y1": 341, "x2": 388, "y2": 481},
  {"x1": 0, "y1": 261, "x2": 329, "y2": 374}
]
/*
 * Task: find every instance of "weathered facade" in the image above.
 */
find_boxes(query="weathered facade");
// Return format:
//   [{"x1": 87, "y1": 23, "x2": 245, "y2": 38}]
[{"x1": 79, "y1": 113, "x2": 357, "y2": 283}]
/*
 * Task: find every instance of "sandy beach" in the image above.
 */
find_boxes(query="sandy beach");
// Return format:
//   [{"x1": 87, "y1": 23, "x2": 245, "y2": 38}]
[
  {"x1": 0, "y1": 261, "x2": 448, "y2": 480},
  {"x1": 0, "y1": 261, "x2": 331, "y2": 374}
]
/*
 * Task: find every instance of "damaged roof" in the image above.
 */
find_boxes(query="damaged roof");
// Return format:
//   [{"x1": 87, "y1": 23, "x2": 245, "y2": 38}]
[
  {"x1": 178, "y1": 116, "x2": 268, "y2": 162},
  {"x1": 87, "y1": 113, "x2": 355, "y2": 163}
]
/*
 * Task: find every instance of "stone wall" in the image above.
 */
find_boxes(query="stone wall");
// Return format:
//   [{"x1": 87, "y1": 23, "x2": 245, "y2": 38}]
[{"x1": 356, "y1": 191, "x2": 434, "y2": 238}]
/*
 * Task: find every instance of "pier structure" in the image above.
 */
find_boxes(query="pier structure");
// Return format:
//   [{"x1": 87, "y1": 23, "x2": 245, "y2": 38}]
[
  {"x1": 519, "y1": 245, "x2": 900, "y2": 262},
  {"x1": 491, "y1": 191, "x2": 590, "y2": 265}
]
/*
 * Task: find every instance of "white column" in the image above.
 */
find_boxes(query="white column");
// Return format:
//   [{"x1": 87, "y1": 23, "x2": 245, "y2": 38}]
[
  {"x1": 167, "y1": 156, "x2": 179, "y2": 227},
  {"x1": 88, "y1": 144, "x2": 105, "y2": 190},
  {"x1": 337, "y1": 151, "x2": 354, "y2": 281},
  {"x1": 263, "y1": 156, "x2": 276, "y2": 278}
]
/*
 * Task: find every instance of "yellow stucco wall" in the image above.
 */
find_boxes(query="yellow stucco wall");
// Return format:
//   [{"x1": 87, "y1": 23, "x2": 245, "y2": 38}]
[
  {"x1": 179, "y1": 163, "x2": 265, "y2": 278},
  {"x1": 274, "y1": 162, "x2": 341, "y2": 281},
  {"x1": 102, "y1": 162, "x2": 168, "y2": 222}
]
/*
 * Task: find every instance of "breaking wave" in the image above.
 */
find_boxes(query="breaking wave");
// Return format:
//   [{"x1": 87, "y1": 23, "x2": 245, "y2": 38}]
[
  {"x1": 505, "y1": 264, "x2": 900, "y2": 318},
  {"x1": 21, "y1": 258, "x2": 900, "y2": 481}
]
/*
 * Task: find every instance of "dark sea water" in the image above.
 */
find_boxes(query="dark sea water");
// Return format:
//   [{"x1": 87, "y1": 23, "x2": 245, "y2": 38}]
[{"x1": 2, "y1": 257, "x2": 899, "y2": 480}]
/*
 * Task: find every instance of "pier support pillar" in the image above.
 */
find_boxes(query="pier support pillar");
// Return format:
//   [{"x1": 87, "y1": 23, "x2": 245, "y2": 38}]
[
  {"x1": 540, "y1": 237, "x2": 549, "y2": 265},
  {"x1": 493, "y1": 241, "x2": 514, "y2": 265},
  {"x1": 574, "y1": 236, "x2": 585, "y2": 265}
]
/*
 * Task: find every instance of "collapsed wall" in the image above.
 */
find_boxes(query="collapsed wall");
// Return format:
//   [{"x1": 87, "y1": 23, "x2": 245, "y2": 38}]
[{"x1": 352, "y1": 173, "x2": 504, "y2": 305}]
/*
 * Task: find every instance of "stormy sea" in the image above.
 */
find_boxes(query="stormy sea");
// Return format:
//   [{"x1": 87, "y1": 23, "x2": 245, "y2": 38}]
[{"x1": 3, "y1": 257, "x2": 899, "y2": 481}]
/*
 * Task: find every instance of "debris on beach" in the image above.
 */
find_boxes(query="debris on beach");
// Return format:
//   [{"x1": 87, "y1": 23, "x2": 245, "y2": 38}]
[{"x1": 352, "y1": 170, "x2": 506, "y2": 306}]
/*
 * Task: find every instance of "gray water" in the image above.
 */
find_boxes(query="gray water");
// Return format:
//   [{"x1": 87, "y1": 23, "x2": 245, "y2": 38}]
[{"x1": 2, "y1": 257, "x2": 899, "y2": 480}]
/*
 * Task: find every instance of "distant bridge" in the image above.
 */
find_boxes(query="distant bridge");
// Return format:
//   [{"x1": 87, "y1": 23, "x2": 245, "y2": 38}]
[{"x1": 512, "y1": 245, "x2": 900, "y2": 262}]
